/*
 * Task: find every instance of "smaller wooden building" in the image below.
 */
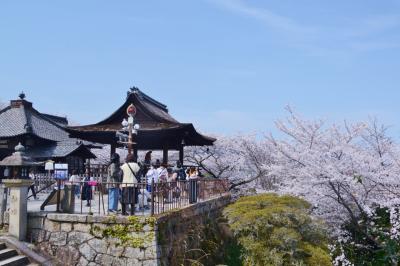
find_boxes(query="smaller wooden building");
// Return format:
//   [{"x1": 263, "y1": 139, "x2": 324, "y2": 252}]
[
  {"x1": 0, "y1": 93, "x2": 95, "y2": 176},
  {"x1": 67, "y1": 88, "x2": 215, "y2": 163}
]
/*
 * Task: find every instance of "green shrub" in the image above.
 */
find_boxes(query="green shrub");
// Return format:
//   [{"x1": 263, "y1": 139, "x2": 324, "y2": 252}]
[
  {"x1": 223, "y1": 193, "x2": 331, "y2": 266},
  {"x1": 332, "y1": 207, "x2": 400, "y2": 266}
]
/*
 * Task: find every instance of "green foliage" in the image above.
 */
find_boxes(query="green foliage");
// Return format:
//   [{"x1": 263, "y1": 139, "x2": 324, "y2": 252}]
[
  {"x1": 333, "y1": 207, "x2": 400, "y2": 266},
  {"x1": 223, "y1": 193, "x2": 331, "y2": 266}
]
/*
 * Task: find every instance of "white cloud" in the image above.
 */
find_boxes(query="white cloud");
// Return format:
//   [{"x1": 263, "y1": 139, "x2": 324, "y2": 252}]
[
  {"x1": 211, "y1": 0, "x2": 315, "y2": 35},
  {"x1": 208, "y1": 0, "x2": 400, "y2": 56}
]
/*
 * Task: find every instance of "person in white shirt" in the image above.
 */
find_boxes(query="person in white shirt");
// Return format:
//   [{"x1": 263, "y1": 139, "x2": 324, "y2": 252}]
[
  {"x1": 28, "y1": 171, "x2": 38, "y2": 200},
  {"x1": 69, "y1": 170, "x2": 81, "y2": 198},
  {"x1": 145, "y1": 165, "x2": 158, "y2": 192},
  {"x1": 120, "y1": 154, "x2": 140, "y2": 215},
  {"x1": 138, "y1": 188, "x2": 151, "y2": 210},
  {"x1": 158, "y1": 164, "x2": 168, "y2": 183}
]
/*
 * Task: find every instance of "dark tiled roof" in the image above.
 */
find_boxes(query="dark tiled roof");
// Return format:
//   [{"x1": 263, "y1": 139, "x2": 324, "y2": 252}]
[
  {"x1": 67, "y1": 88, "x2": 216, "y2": 147},
  {"x1": 26, "y1": 140, "x2": 96, "y2": 159},
  {"x1": 97, "y1": 88, "x2": 178, "y2": 127},
  {"x1": 0, "y1": 103, "x2": 69, "y2": 141},
  {"x1": 41, "y1": 113, "x2": 68, "y2": 126},
  {"x1": 0, "y1": 106, "x2": 27, "y2": 138}
]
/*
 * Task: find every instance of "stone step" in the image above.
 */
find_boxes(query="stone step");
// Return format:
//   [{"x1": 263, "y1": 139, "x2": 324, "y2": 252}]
[
  {"x1": 0, "y1": 255, "x2": 30, "y2": 266},
  {"x1": 0, "y1": 244, "x2": 6, "y2": 251},
  {"x1": 0, "y1": 249, "x2": 18, "y2": 261}
]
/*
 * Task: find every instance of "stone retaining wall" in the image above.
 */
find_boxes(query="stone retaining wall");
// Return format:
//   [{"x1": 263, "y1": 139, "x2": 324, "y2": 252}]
[
  {"x1": 156, "y1": 194, "x2": 231, "y2": 265},
  {"x1": 24, "y1": 193, "x2": 231, "y2": 266},
  {"x1": 28, "y1": 213, "x2": 157, "y2": 266}
]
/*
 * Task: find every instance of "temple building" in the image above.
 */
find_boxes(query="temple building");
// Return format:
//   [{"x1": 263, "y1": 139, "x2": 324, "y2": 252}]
[
  {"x1": 67, "y1": 88, "x2": 215, "y2": 163},
  {"x1": 0, "y1": 93, "x2": 95, "y2": 176}
]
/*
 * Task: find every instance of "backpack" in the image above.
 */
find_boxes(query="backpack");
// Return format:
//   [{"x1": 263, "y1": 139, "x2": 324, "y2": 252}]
[{"x1": 177, "y1": 168, "x2": 186, "y2": 181}]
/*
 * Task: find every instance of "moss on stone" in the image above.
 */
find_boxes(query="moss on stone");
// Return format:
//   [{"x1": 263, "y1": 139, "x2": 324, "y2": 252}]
[{"x1": 90, "y1": 216, "x2": 156, "y2": 249}]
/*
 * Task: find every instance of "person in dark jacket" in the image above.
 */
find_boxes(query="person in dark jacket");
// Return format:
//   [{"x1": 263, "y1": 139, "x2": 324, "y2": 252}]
[
  {"x1": 173, "y1": 160, "x2": 186, "y2": 181},
  {"x1": 107, "y1": 153, "x2": 121, "y2": 213},
  {"x1": 81, "y1": 169, "x2": 92, "y2": 207}
]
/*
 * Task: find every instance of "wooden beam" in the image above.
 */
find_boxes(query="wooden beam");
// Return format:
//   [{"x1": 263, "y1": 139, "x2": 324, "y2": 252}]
[
  {"x1": 163, "y1": 143, "x2": 168, "y2": 164},
  {"x1": 110, "y1": 144, "x2": 116, "y2": 158},
  {"x1": 133, "y1": 148, "x2": 138, "y2": 162},
  {"x1": 179, "y1": 145, "x2": 184, "y2": 165}
]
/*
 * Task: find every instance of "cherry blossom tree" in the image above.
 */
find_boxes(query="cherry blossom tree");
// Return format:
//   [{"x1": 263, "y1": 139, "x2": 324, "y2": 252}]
[
  {"x1": 184, "y1": 107, "x2": 400, "y2": 263},
  {"x1": 184, "y1": 134, "x2": 273, "y2": 191},
  {"x1": 265, "y1": 107, "x2": 400, "y2": 264}
]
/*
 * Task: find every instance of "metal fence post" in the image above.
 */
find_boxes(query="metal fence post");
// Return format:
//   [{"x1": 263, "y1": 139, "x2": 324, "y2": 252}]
[
  {"x1": 56, "y1": 179, "x2": 61, "y2": 212},
  {"x1": 151, "y1": 178, "x2": 155, "y2": 216}
]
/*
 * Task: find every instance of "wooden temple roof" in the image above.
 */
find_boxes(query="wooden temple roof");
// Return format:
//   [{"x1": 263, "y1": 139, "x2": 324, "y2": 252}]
[
  {"x1": 0, "y1": 95, "x2": 96, "y2": 160},
  {"x1": 67, "y1": 88, "x2": 216, "y2": 150}
]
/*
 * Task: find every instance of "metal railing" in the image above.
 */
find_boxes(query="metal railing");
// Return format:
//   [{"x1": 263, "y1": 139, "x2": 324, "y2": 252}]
[
  {"x1": 37, "y1": 178, "x2": 229, "y2": 216},
  {"x1": 32, "y1": 173, "x2": 57, "y2": 193}
]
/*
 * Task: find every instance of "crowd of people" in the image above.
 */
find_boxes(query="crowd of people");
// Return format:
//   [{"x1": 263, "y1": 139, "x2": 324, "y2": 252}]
[{"x1": 68, "y1": 152, "x2": 202, "y2": 216}]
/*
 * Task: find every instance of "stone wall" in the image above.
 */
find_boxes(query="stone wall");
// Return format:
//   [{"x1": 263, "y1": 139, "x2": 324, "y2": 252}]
[
  {"x1": 23, "y1": 193, "x2": 231, "y2": 266},
  {"x1": 156, "y1": 194, "x2": 231, "y2": 266},
  {"x1": 27, "y1": 213, "x2": 157, "y2": 266}
]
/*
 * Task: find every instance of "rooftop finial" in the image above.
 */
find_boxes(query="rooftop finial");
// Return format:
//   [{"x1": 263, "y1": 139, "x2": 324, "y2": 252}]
[
  {"x1": 15, "y1": 142, "x2": 25, "y2": 152},
  {"x1": 130, "y1": 86, "x2": 139, "y2": 93},
  {"x1": 127, "y1": 86, "x2": 140, "y2": 99},
  {"x1": 19, "y1": 91, "x2": 26, "y2": 100}
]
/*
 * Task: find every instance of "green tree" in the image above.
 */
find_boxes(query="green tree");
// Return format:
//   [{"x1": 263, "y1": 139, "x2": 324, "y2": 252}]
[
  {"x1": 332, "y1": 207, "x2": 400, "y2": 266},
  {"x1": 223, "y1": 193, "x2": 331, "y2": 266}
]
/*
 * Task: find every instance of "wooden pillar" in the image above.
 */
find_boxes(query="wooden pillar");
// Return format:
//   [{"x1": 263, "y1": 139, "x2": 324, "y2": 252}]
[
  {"x1": 128, "y1": 123, "x2": 133, "y2": 155},
  {"x1": 179, "y1": 145, "x2": 184, "y2": 165},
  {"x1": 162, "y1": 143, "x2": 168, "y2": 165},
  {"x1": 110, "y1": 144, "x2": 116, "y2": 158},
  {"x1": 133, "y1": 148, "x2": 138, "y2": 162}
]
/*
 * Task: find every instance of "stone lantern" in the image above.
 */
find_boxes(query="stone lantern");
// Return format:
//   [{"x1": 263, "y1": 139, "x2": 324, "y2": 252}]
[
  {"x1": 0, "y1": 143, "x2": 39, "y2": 178},
  {"x1": 0, "y1": 143, "x2": 41, "y2": 240}
]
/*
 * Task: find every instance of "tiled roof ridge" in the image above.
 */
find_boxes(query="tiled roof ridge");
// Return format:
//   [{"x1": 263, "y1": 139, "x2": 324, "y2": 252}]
[
  {"x1": 41, "y1": 113, "x2": 68, "y2": 125},
  {"x1": 22, "y1": 103, "x2": 31, "y2": 134},
  {"x1": 0, "y1": 106, "x2": 11, "y2": 116},
  {"x1": 130, "y1": 88, "x2": 168, "y2": 112},
  {"x1": 28, "y1": 106, "x2": 69, "y2": 131}
]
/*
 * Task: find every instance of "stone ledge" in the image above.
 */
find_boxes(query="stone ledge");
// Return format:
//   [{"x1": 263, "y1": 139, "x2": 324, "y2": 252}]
[
  {"x1": 156, "y1": 193, "x2": 231, "y2": 223},
  {"x1": 40, "y1": 213, "x2": 152, "y2": 225},
  {"x1": 28, "y1": 212, "x2": 48, "y2": 218},
  {"x1": 47, "y1": 213, "x2": 88, "y2": 223}
]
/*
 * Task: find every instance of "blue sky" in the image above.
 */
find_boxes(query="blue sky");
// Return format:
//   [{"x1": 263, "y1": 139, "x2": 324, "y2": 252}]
[{"x1": 1, "y1": 1, "x2": 400, "y2": 136}]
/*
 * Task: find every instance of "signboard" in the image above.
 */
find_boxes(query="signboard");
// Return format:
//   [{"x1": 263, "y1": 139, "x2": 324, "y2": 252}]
[
  {"x1": 54, "y1": 164, "x2": 68, "y2": 179},
  {"x1": 55, "y1": 164, "x2": 68, "y2": 170},
  {"x1": 45, "y1": 160, "x2": 54, "y2": 171},
  {"x1": 126, "y1": 104, "x2": 137, "y2": 117}
]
